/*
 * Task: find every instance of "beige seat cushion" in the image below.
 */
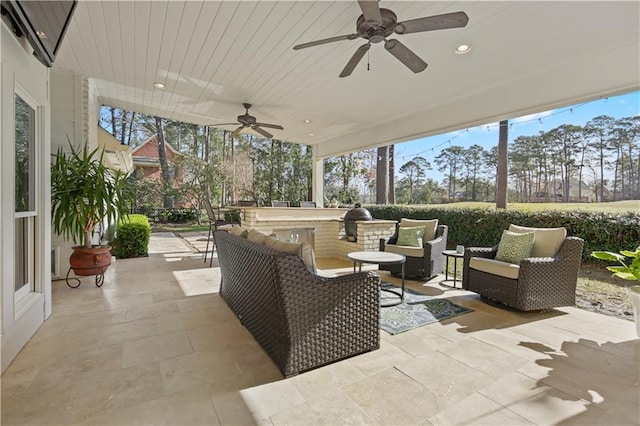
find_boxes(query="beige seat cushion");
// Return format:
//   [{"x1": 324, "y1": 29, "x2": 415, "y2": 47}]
[
  {"x1": 247, "y1": 228, "x2": 269, "y2": 245},
  {"x1": 400, "y1": 218, "x2": 438, "y2": 241},
  {"x1": 509, "y1": 224, "x2": 567, "y2": 257},
  {"x1": 264, "y1": 236, "x2": 317, "y2": 274},
  {"x1": 469, "y1": 257, "x2": 520, "y2": 280},
  {"x1": 384, "y1": 244, "x2": 424, "y2": 258},
  {"x1": 316, "y1": 269, "x2": 338, "y2": 278},
  {"x1": 227, "y1": 225, "x2": 248, "y2": 238}
]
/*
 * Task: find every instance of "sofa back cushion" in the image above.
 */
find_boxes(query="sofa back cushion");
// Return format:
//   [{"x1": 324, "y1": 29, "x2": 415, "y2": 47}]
[
  {"x1": 264, "y1": 236, "x2": 317, "y2": 274},
  {"x1": 247, "y1": 228, "x2": 269, "y2": 245},
  {"x1": 400, "y1": 218, "x2": 438, "y2": 241},
  {"x1": 509, "y1": 224, "x2": 567, "y2": 257},
  {"x1": 228, "y1": 225, "x2": 248, "y2": 238}
]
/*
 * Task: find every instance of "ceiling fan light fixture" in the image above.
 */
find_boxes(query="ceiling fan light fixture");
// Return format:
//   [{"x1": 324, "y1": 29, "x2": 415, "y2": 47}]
[
  {"x1": 153, "y1": 82, "x2": 165, "y2": 89},
  {"x1": 455, "y1": 44, "x2": 471, "y2": 54}
]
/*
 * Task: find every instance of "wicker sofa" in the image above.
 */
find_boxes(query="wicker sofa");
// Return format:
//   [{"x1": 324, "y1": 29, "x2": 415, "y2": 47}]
[
  {"x1": 462, "y1": 225, "x2": 584, "y2": 311},
  {"x1": 214, "y1": 230, "x2": 381, "y2": 377}
]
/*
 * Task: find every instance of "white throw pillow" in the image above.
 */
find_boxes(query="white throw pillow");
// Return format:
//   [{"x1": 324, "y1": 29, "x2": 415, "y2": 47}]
[
  {"x1": 264, "y1": 236, "x2": 317, "y2": 274},
  {"x1": 227, "y1": 225, "x2": 248, "y2": 238},
  {"x1": 247, "y1": 228, "x2": 268, "y2": 244}
]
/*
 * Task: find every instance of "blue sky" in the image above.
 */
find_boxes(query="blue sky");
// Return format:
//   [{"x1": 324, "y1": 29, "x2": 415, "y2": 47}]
[{"x1": 393, "y1": 90, "x2": 640, "y2": 182}]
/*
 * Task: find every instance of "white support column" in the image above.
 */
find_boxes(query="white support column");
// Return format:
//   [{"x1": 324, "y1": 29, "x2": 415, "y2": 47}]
[{"x1": 311, "y1": 145, "x2": 324, "y2": 207}]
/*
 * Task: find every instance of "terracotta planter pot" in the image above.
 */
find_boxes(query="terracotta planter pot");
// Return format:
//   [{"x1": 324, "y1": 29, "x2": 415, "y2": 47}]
[{"x1": 70, "y1": 246, "x2": 112, "y2": 276}]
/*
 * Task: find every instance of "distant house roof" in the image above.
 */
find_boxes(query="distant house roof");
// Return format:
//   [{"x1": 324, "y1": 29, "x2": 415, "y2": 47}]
[{"x1": 131, "y1": 135, "x2": 183, "y2": 167}]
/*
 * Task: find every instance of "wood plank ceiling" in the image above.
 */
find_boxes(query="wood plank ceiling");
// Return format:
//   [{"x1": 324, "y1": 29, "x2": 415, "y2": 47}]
[{"x1": 54, "y1": 1, "x2": 640, "y2": 158}]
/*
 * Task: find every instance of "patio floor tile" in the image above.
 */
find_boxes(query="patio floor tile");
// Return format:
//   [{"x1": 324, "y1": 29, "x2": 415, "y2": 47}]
[{"x1": 2, "y1": 232, "x2": 638, "y2": 426}]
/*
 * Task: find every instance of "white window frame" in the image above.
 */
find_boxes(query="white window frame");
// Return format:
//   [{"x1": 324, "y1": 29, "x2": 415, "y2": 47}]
[{"x1": 13, "y1": 86, "x2": 40, "y2": 304}]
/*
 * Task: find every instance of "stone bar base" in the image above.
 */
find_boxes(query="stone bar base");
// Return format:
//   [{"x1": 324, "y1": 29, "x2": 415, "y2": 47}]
[{"x1": 240, "y1": 207, "x2": 397, "y2": 259}]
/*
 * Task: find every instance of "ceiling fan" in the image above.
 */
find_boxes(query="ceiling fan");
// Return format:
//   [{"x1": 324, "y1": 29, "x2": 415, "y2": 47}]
[
  {"x1": 293, "y1": 0, "x2": 469, "y2": 77},
  {"x1": 208, "y1": 103, "x2": 284, "y2": 139}
]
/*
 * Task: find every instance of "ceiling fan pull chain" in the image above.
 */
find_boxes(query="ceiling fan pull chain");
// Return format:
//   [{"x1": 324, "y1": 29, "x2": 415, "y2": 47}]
[{"x1": 367, "y1": 48, "x2": 370, "y2": 71}]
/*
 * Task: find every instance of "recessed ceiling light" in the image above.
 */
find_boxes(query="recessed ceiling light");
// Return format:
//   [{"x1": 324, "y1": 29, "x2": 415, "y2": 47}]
[
  {"x1": 303, "y1": 119, "x2": 312, "y2": 124},
  {"x1": 455, "y1": 44, "x2": 471, "y2": 54},
  {"x1": 308, "y1": 133, "x2": 315, "y2": 137},
  {"x1": 153, "y1": 82, "x2": 165, "y2": 89}
]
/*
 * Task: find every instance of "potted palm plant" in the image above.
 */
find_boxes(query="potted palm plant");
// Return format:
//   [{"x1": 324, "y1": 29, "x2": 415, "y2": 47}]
[{"x1": 51, "y1": 143, "x2": 132, "y2": 284}]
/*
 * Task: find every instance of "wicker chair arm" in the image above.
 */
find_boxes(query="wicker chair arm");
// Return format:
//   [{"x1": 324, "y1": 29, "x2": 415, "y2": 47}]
[
  {"x1": 423, "y1": 234, "x2": 447, "y2": 258},
  {"x1": 514, "y1": 237, "x2": 584, "y2": 310},
  {"x1": 462, "y1": 245, "x2": 498, "y2": 289},
  {"x1": 518, "y1": 237, "x2": 584, "y2": 280}
]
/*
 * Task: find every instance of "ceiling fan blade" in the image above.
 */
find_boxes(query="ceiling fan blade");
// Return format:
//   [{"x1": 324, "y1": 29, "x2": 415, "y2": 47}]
[
  {"x1": 207, "y1": 122, "x2": 240, "y2": 127},
  {"x1": 384, "y1": 39, "x2": 427, "y2": 73},
  {"x1": 357, "y1": 0, "x2": 382, "y2": 25},
  {"x1": 230, "y1": 126, "x2": 244, "y2": 138},
  {"x1": 252, "y1": 126, "x2": 273, "y2": 139},
  {"x1": 339, "y1": 43, "x2": 371, "y2": 78},
  {"x1": 394, "y1": 11, "x2": 469, "y2": 35},
  {"x1": 256, "y1": 122, "x2": 284, "y2": 130},
  {"x1": 293, "y1": 34, "x2": 359, "y2": 50}
]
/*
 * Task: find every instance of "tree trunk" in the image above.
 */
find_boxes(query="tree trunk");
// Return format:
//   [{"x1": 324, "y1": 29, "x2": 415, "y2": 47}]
[
  {"x1": 496, "y1": 120, "x2": 508, "y2": 208},
  {"x1": 154, "y1": 116, "x2": 173, "y2": 208},
  {"x1": 222, "y1": 131, "x2": 227, "y2": 205},
  {"x1": 388, "y1": 145, "x2": 395, "y2": 204},
  {"x1": 120, "y1": 111, "x2": 127, "y2": 144},
  {"x1": 376, "y1": 146, "x2": 388, "y2": 204},
  {"x1": 110, "y1": 107, "x2": 117, "y2": 137},
  {"x1": 126, "y1": 112, "x2": 135, "y2": 145}
]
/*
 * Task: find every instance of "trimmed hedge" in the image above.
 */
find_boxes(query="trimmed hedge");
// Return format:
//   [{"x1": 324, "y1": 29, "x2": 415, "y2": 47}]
[
  {"x1": 111, "y1": 214, "x2": 151, "y2": 259},
  {"x1": 167, "y1": 208, "x2": 197, "y2": 223},
  {"x1": 366, "y1": 205, "x2": 640, "y2": 261}
]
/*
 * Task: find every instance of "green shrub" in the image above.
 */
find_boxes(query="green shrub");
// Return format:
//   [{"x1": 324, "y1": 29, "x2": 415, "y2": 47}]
[
  {"x1": 166, "y1": 208, "x2": 197, "y2": 223},
  {"x1": 111, "y1": 214, "x2": 151, "y2": 259},
  {"x1": 224, "y1": 210, "x2": 241, "y2": 223},
  {"x1": 366, "y1": 205, "x2": 640, "y2": 261}
]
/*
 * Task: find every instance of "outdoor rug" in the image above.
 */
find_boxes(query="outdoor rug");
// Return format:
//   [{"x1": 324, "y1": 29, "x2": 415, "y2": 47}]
[{"x1": 380, "y1": 282, "x2": 473, "y2": 335}]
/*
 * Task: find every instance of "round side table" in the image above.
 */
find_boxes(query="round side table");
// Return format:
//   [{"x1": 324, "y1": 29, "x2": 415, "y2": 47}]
[
  {"x1": 347, "y1": 251, "x2": 405, "y2": 307},
  {"x1": 441, "y1": 249, "x2": 464, "y2": 288}
]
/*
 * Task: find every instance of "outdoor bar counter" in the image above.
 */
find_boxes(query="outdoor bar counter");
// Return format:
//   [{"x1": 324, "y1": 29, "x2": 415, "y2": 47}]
[{"x1": 239, "y1": 207, "x2": 397, "y2": 258}]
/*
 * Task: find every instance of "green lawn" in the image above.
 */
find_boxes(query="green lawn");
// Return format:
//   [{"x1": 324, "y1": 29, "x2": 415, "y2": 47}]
[{"x1": 439, "y1": 200, "x2": 640, "y2": 213}]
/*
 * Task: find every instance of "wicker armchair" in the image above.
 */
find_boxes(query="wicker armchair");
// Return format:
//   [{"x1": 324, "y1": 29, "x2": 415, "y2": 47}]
[
  {"x1": 379, "y1": 220, "x2": 448, "y2": 279},
  {"x1": 462, "y1": 225, "x2": 584, "y2": 311}
]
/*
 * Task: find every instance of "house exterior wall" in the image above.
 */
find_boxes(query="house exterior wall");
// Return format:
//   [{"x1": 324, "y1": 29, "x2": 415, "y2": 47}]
[
  {"x1": 1, "y1": 21, "x2": 52, "y2": 372},
  {"x1": 133, "y1": 137, "x2": 184, "y2": 178},
  {"x1": 132, "y1": 137, "x2": 190, "y2": 206},
  {"x1": 50, "y1": 71, "x2": 100, "y2": 278}
]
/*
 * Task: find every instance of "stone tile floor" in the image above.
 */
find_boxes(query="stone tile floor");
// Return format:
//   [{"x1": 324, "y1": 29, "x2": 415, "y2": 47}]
[{"x1": 1, "y1": 232, "x2": 638, "y2": 425}]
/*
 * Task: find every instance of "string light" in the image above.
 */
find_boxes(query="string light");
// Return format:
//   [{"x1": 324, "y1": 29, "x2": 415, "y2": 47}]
[{"x1": 393, "y1": 96, "x2": 609, "y2": 162}]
